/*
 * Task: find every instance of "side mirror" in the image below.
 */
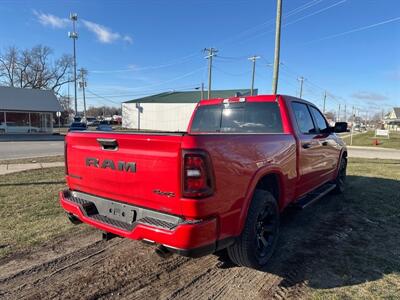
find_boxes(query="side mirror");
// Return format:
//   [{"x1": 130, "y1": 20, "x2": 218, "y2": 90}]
[{"x1": 334, "y1": 122, "x2": 348, "y2": 133}]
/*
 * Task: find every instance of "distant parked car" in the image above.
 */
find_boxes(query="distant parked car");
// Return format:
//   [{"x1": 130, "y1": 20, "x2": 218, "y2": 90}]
[
  {"x1": 96, "y1": 121, "x2": 113, "y2": 131},
  {"x1": 0, "y1": 122, "x2": 39, "y2": 134},
  {"x1": 85, "y1": 117, "x2": 97, "y2": 126},
  {"x1": 68, "y1": 122, "x2": 87, "y2": 132}
]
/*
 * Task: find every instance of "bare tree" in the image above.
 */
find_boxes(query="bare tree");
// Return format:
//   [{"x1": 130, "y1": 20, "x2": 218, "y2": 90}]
[
  {"x1": 58, "y1": 96, "x2": 74, "y2": 124},
  {"x1": 86, "y1": 106, "x2": 122, "y2": 117},
  {"x1": 0, "y1": 45, "x2": 74, "y2": 94}
]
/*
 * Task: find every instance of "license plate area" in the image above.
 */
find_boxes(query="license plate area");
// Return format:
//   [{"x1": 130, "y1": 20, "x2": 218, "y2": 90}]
[
  {"x1": 102, "y1": 202, "x2": 137, "y2": 224},
  {"x1": 79, "y1": 196, "x2": 137, "y2": 225}
]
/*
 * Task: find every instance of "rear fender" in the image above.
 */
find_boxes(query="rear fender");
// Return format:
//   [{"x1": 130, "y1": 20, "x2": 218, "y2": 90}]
[{"x1": 236, "y1": 166, "x2": 285, "y2": 236}]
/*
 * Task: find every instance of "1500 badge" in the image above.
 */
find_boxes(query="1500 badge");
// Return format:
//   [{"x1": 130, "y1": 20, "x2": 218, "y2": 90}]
[{"x1": 153, "y1": 189, "x2": 175, "y2": 198}]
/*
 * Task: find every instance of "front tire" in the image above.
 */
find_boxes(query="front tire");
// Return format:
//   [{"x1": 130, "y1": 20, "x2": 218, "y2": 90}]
[{"x1": 227, "y1": 190, "x2": 279, "y2": 270}]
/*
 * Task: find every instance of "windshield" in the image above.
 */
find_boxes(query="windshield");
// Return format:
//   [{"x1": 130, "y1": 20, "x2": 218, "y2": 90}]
[{"x1": 191, "y1": 102, "x2": 283, "y2": 133}]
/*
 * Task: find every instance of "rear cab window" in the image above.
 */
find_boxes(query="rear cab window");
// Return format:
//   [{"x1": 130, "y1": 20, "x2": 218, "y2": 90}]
[{"x1": 190, "y1": 102, "x2": 283, "y2": 133}]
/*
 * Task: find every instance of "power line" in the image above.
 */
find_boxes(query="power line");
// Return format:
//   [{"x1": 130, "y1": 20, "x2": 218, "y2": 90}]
[
  {"x1": 213, "y1": 66, "x2": 251, "y2": 77},
  {"x1": 283, "y1": 0, "x2": 347, "y2": 28},
  {"x1": 305, "y1": 15, "x2": 400, "y2": 44},
  {"x1": 215, "y1": 0, "x2": 325, "y2": 50},
  {"x1": 222, "y1": 0, "x2": 345, "y2": 48},
  {"x1": 91, "y1": 52, "x2": 199, "y2": 74},
  {"x1": 85, "y1": 84, "x2": 202, "y2": 98}
]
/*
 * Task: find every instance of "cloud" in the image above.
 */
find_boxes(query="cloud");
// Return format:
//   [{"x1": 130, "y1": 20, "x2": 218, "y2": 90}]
[
  {"x1": 82, "y1": 20, "x2": 120, "y2": 43},
  {"x1": 82, "y1": 20, "x2": 133, "y2": 44},
  {"x1": 351, "y1": 91, "x2": 389, "y2": 101},
  {"x1": 33, "y1": 11, "x2": 132, "y2": 45},
  {"x1": 33, "y1": 10, "x2": 69, "y2": 28}
]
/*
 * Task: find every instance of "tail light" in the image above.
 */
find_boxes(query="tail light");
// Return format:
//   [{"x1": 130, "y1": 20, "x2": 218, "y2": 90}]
[
  {"x1": 182, "y1": 150, "x2": 214, "y2": 198},
  {"x1": 64, "y1": 141, "x2": 68, "y2": 175}
]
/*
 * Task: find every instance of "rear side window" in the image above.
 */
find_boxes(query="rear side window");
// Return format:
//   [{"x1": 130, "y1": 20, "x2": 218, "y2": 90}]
[
  {"x1": 292, "y1": 102, "x2": 316, "y2": 134},
  {"x1": 191, "y1": 102, "x2": 283, "y2": 133},
  {"x1": 310, "y1": 106, "x2": 328, "y2": 132}
]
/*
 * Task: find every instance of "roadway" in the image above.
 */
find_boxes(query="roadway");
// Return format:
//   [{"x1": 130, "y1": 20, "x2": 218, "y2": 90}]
[
  {"x1": 0, "y1": 140, "x2": 64, "y2": 160},
  {"x1": 347, "y1": 146, "x2": 400, "y2": 160}
]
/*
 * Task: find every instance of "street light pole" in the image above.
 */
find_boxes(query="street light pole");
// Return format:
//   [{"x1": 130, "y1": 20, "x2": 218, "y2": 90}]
[
  {"x1": 69, "y1": 13, "x2": 78, "y2": 117},
  {"x1": 248, "y1": 55, "x2": 260, "y2": 96},
  {"x1": 79, "y1": 68, "x2": 87, "y2": 119},
  {"x1": 204, "y1": 48, "x2": 218, "y2": 99},
  {"x1": 298, "y1": 76, "x2": 305, "y2": 98},
  {"x1": 271, "y1": 0, "x2": 283, "y2": 94}
]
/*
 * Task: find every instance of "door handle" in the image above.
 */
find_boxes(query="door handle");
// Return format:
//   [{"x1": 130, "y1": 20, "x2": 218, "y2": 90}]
[{"x1": 97, "y1": 138, "x2": 118, "y2": 151}]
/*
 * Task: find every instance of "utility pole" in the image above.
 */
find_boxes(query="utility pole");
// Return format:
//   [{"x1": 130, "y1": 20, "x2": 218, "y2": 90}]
[
  {"x1": 201, "y1": 82, "x2": 204, "y2": 99},
  {"x1": 344, "y1": 104, "x2": 347, "y2": 122},
  {"x1": 204, "y1": 48, "x2": 218, "y2": 99},
  {"x1": 323, "y1": 91, "x2": 327, "y2": 113},
  {"x1": 298, "y1": 76, "x2": 305, "y2": 98},
  {"x1": 271, "y1": 0, "x2": 283, "y2": 94},
  {"x1": 68, "y1": 13, "x2": 78, "y2": 116},
  {"x1": 338, "y1": 104, "x2": 341, "y2": 122},
  {"x1": 79, "y1": 68, "x2": 87, "y2": 119},
  {"x1": 248, "y1": 55, "x2": 260, "y2": 96}
]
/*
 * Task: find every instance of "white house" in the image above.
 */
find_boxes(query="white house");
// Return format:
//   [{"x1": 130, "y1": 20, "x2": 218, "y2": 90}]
[
  {"x1": 122, "y1": 89, "x2": 256, "y2": 132},
  {"x1": 384, "y1": 107, "x2": 400, "y2": 131}
]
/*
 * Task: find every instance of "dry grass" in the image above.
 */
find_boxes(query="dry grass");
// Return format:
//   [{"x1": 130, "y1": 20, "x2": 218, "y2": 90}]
[{"x1": 0, "y1": 167, "x2": 79, "y2": 258}]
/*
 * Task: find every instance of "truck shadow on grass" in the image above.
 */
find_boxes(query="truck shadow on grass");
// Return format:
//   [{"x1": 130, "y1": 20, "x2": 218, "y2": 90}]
[{"x1": 261, "y1": 175, "x2": 400, "y2": 290}]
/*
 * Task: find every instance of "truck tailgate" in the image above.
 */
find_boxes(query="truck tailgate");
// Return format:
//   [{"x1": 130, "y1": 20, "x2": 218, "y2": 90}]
[{"x1": 65, "y1": 132, "x2": 184, "y2": 215}]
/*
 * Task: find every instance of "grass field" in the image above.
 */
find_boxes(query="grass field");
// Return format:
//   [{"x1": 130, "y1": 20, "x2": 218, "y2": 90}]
[
  {"x1": 343, "y1": 130, "x2": 400, "y2": 149},
  {"x1": 0, "y1": 167, "x2": 83, "y2": 258},
  {"x1": 309, "y1": 158, "x2": 400, "y2": 299}
]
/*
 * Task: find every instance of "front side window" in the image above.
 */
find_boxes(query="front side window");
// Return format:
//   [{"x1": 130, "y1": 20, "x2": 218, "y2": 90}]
[
  {"x1": 310, "y1": 106, "x2": 328, "y2": 132},
  {"x1": 292, "y1": 102, "x2": 316, "y2": 134},
  {"x1": 191, "y1": 102, "x2": 283, "y2": 133}
]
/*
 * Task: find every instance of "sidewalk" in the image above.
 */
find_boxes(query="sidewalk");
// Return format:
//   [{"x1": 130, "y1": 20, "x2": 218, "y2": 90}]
[
  {"x1": 347, "y1": 146, "x2": 400, "y2": 160},
  {"x1": 0, "y1": 162, "x2": 64, "y2": 175}
]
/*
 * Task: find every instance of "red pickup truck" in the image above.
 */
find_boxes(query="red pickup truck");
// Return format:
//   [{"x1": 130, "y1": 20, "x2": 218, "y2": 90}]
[{"x1": 60, "y1": 94, "x2": 347, "y2": 269}]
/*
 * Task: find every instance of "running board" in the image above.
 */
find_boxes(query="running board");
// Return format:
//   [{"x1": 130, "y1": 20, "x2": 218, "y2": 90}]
[{"x1": 294, "y1": 183, "x2": 336, "y2": 209}]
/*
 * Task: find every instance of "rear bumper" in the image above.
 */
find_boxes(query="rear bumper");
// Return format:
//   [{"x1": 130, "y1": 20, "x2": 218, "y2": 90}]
[{"x1": 59, "y1": 190, "x2": 220, "y2": 257}]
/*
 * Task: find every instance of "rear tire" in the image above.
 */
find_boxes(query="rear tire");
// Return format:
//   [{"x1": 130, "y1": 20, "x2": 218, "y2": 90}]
[
  {"x1": 227, "y1": 190, "x2": 279, "y2": 270},
  {"x1": 332, "y1": 157, "x2": 347, "y2": 194}
]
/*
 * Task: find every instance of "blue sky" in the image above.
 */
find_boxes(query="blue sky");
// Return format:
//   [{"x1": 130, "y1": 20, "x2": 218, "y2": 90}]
[{"x1": 0, "y1": 0, "x2": 399, "y2": 116}]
